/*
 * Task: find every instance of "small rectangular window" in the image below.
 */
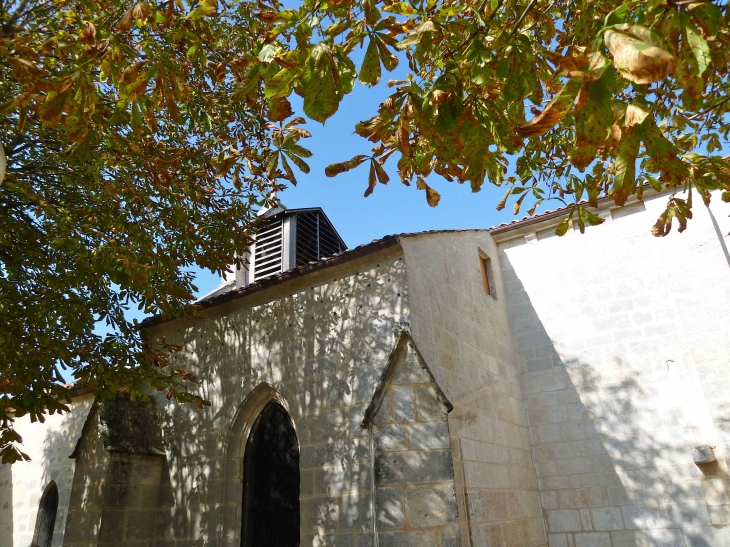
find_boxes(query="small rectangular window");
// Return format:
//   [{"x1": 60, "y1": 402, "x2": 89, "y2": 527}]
[{"x1": 478, "y1": 249, "x2": 495, "y2": 297}]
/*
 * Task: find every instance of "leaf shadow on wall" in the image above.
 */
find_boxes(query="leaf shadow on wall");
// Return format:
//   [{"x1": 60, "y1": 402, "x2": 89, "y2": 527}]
[{"x1": 501, "y1": 250, "x2": 730, "y2": 547}]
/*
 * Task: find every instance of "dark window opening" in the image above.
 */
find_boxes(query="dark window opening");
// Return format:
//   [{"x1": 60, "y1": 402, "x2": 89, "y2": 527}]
[
  {"x1": 241, "y1": 402, "x2": 300, "y2": 547},
  {"x1": 31, "y1": 481, "x2": 58, "y2": 547}
]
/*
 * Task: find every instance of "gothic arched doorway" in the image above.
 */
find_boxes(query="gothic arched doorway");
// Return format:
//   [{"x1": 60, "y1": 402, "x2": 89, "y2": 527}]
[
  {"x1": 31, "y1": 481, "x2": 58, "y2": 547},
  {"x1": 241, "y1": 401, "x2": 300, "y2": 547}
]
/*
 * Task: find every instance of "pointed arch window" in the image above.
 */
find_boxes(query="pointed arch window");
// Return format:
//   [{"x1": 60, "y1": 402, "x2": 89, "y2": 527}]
[
  {"x1": 241, "y1": 401, "x2": 300, "y2": 547},
  {"x1": 31, "y1": 481, "x2": 58, "y2": 547}
]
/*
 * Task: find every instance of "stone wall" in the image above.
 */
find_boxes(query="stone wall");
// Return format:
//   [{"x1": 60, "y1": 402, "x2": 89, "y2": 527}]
[
  {"x1": 400, "y1": 232, "x2": 546, "y2": 547},
  {"x1": 368, "y1": 334, "x2": 459, "y2": 546},
  {"x1": 497, "y1": 192, "x2": 730, "y2": 547},
  {"x1": 0, "y1": 393, "x2": 93, "y2": 547},
  {"x1": 64, "y1": 397, "x2": 168, "y2": 547},
  {"x1": 147, "y1": 246, "x2": 409, "y2": 547}
]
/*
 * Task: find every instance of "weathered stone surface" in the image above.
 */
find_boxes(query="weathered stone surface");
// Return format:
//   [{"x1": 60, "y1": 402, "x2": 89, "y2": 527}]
[
  {"x1": 691, "y1": 445, "x2": 716, "y2": 464},
  {"x1": 393, "y1": 386, "x2": 416, "y2": 422},
  {"x1": 300, "y1": 497, "x2": 340, "y2": 531},
  {"x1": 590, "y1": 507, "x2": 624, "y2": 531},
  {"x1": 376, "y1": 487, "x2": 404, "y2": 528},
  {"x1": 409, "y1": 422, "x2": 450, "y2": 450},
  {"x1": 547, "y1": 509, "x2": 582, "y2": 533},
  {"x1": 415, "y1": 386, "x2": 448, "y2": 422},
  {"x1": 405, "y1": 484, "x2": 458, "y2": 527},
  {"x1": 375, "y1": 450, "x2": 454, "y2": 485},
  {"x1": 339, "y1": 493, "x2": 372, "y2": 532},
  {"x1": 573, "y1": 532, "x2": 611, "y2": 547},
  {"x1": 378, "y1": 530, "x2": 439, "y2": 547},
  {"x1": 373, "y1": 424, "x2": 408, "y2": 452},
  {"x1": 98, "y1": 396, "x2": 165, "y2": 456}
]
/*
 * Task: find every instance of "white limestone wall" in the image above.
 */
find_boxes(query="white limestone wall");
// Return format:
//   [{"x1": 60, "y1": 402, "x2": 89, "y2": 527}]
[
  {"x1": 148, "y1": 248, "x2": 409, "y2": 547},
  {"x1": 400, "y1": 232, "x2": 546, "y2": 547},
  {"x1": 497, "y1": 193, "x2": 730, "y2": 547},
  {"x1": 0, "y1": 393, "x2": 94, "y2": 547}
]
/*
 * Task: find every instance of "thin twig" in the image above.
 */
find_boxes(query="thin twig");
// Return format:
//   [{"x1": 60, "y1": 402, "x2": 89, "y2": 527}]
[
  {"x1": 454, "y1": 0, "x2": 506, "y2": 54},
  {"x1": 669, "y1": 0, "x2": 714, "y2": 5},
  {"x1": 687, "y1": 97, "x2": 730, "y2": 121},
  {"x1": 505, "y1": 0, "x2": 538, "y2": 42}
]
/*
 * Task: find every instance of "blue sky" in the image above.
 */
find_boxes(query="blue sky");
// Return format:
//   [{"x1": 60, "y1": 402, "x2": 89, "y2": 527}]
[{"x1": 193, "y1": 76, "x2": 523, "y2": 297}]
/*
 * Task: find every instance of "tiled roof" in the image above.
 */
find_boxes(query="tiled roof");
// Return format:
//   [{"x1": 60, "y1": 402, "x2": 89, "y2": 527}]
[{"x1": 488, "y1": 205, "x2": 574, "y2": 234}]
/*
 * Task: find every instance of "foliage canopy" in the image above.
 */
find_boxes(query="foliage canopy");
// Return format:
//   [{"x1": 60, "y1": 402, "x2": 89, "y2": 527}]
[{"x1": 1, "y1": 0, "x2": 729, "y2": 461}]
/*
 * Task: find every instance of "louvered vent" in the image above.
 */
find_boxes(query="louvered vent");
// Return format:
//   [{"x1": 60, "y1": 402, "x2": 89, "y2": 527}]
[
  {"x1": 252, "y1": 218, "x2": 283, "y2": 281},
  {"x1": 295, "y1": 211, "x2": 344, "y2": 267},
  {"x1": 243, "y1": 207, "x2": 346, "y2": 286}
]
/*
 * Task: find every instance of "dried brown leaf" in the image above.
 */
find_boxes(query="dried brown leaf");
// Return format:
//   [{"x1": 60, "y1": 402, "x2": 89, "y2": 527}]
[
  {"x1": 132, "y1": 2, "x2": 153, "y2": 21},
  {"x1": 604, "y1": 123, "x2": 622, "y2": 148},
  {"x1": 80, "y1": 22, "x2": 96, "y2": 44},
  {"x1": 115, "y1": 9, "x2": 135, "y2": 31},
  {"x1": 268, "y1": 97, "x2": 293, "y2": 122},
  {"x1": 605, "y1": 30, "x2": 675, "y2": 84},
  {"x1": 516, "y1": 79, "x2": 582, "y2": 138}
]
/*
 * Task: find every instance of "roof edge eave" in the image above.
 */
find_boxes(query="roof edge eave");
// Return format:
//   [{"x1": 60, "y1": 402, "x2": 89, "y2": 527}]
[{"x1": 140, "y1": 235, "x2": 403, "y2": 330}]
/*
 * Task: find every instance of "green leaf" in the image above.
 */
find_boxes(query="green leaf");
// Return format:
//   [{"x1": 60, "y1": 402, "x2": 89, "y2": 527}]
[
  {"x1": 310, "y1": 42, "x2": 331, "y2": 66},
  {"x1": 610, "y1": 133, "x2": 640, "y2": 206},
  {"x1": 645, "y1": 175, "x2": 662, "y2": 192},
  {"x1": 435, "y1": 94, "x2": 462, "y2": 134},
  {"x1": 303, "y1": 67, "x2": 340, "y2": 123},
  {"x1": 605, "y1": 2, "x2": 630, "y2": 27},
  {"x1": 287, "y1": 143, "x2": 312, "y2": 158},
  {"x1": 685, "y1": 24, "x2": 711, "y2": 76},
  {"x1": 265, "y1": 152, "x2": 279, "y2": 178},
  {"x1": 233, "y1": 64, "x2": 262, "y2": 100},
  {"x1": 280, "y1": 154, "x2": 298, "y2": 185},
  {"x1": 396, "y1": 33, "x2": 421, "y2": 49},
  {"x1": 581, "y1": 209, "x2": 605, "y2": 227},
  {"x1": 555, "y1": 218, "x2": 571, "y2": 237},
  {"x1": 359, "y1": 38, "x2": 381, "y2": 86},
  {"x1": 376, "y1": 40, "x2": 398, "y2": 72},
  {"x1": 265, "y1": 68, "x2": 294, "y2": 99},
  {"x1": 287, "y1": 152, "x2": 311, "y2": 173},
  {"x1": 689, "y1": 2, "x2": 722, "y2": 38},
  {"x1": 335, "y1": 51, "x2": 357, "y2": 94},
  {"x1": 383, "y1": 2, "x2": 417, "y2": 15},
  {"x1": 258, "y1": 43, "x2": 281, "y2": 63}
]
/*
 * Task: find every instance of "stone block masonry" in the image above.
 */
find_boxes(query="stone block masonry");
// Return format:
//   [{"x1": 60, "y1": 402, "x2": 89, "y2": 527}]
[
  {"x1": 153, "y1": 248, "x2": 410, "y2": 547},
  {"x1": 369, "y1": 340, "x2": 460, "y2": 546},
  {"x1": 498, "y1": 192, "x2": 730, "y2": 547},
  {"x1": 6, "y1": 194, "x2": 730, "y2": 547},
  {"x1": 0, "y1": 394, "x2": 93, "y2": 547},
  {"x1": 401, "y1": 233, "x2": 546, "y2": 547}
]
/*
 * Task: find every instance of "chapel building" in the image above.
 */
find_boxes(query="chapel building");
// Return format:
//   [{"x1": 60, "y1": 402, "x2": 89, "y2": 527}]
[{"x1": 2, "y1": 188, "x2": 730, "y2": 547}]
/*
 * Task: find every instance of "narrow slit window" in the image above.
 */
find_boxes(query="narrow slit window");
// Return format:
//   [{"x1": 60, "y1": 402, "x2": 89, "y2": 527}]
[{"x1": 479, "y1": 250, "x2": 495, "y2": 297}]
